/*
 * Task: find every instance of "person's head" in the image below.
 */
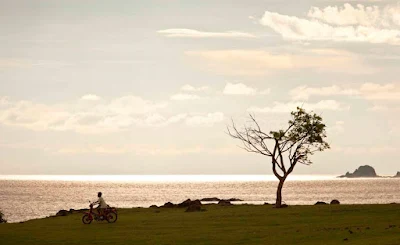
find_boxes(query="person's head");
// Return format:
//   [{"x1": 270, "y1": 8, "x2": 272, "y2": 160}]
[{"x1": 98, "y1": 192, "x2": 102, "y2": 197}]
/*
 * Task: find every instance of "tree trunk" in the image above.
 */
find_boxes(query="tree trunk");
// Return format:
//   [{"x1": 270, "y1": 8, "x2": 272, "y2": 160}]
[{"x1": 275, "y1": 178, "x2": 286, "y2": 208}]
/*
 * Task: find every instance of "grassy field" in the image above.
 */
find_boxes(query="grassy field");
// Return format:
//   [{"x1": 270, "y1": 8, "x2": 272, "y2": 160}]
[{"x1": 1, "y1": 204, "x2": 399, "y2": 245}]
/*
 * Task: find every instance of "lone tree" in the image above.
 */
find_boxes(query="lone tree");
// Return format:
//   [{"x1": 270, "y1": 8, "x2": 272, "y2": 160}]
[{"x1": 228, "y1": 107, "x2": 330, "y2": 208}]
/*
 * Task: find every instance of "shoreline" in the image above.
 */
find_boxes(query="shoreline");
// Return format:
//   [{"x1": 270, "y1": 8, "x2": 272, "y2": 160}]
[
  {"x1": 4, "y1": 202, "x2": 399, "y2": 224},
  {"x1": 3, "y1": 199, "x2": 400, "y2": 244}
]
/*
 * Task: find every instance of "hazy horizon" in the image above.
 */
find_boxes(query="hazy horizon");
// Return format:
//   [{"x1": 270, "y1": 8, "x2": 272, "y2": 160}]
[{"x1": 1, "y1": 0, "x2": 400, "y2": 175}]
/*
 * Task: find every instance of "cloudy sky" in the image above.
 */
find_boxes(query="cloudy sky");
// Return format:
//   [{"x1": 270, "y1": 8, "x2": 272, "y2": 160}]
[{"x1": 1, "y1": 0, "x2": 400, "y2": 175}]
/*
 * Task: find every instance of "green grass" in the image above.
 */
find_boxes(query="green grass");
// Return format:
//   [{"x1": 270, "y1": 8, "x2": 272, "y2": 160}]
[{"x1": 1, "y1": 204, "x2": 400, "y2": 245}]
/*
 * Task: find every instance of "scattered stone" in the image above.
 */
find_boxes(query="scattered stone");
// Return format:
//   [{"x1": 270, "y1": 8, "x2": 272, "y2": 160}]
[
  {"x1": 178, "y1": 199, "x2": 192, "y2": 208},
  {"x1": 394, "y1": 171, "x2": 400, "y2": 178},
  {"x1": 227, "y1": 198, "x2": 243, "y2": 202},
  {"x1": 200, "y1": 197, "x2": 220, "y2": 202},
  {"x1": 343, "y1": 238, "x2": 348, "y2": 241},
  {"x1": 162, "y1": 202, "x2": 176, "y2": 208},
  {"x1": 330, "y1": 199, "x2": 340, "y2": 205},
  {"x1": 218, "y1": 200, "x2": 232, "y2": 206},
  {"x1": 185, "y1": 200, "x2": 203, "y2": 212},
  {"x1": 264, "y1": 202, "x2": 269, "y2": 205},
  {"x1": 315, "y1": 201, "x2": 327, "y2": 205},
  {"x1": 149, "y1": 205, "x2": 158, "y2": 208},
  {"x1": 56, "y1": 210, "x2": 68, "y2": 216},
  {"x1": 348, "y1": 230, "x2": 353, "y2": 234}
]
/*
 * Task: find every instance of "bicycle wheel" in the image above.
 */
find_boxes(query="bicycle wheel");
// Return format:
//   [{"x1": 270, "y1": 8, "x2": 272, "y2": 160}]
[
  {"x1": 82, "y1": 214, "x2": 92, "y2": 224},
  {"x1": 106, "y1": 211, "x2": 117, "y2": 223}
]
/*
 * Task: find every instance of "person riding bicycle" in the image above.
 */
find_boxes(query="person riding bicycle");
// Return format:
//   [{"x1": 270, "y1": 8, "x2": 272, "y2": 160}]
[{"x1": 93, "y1": 192, "x2": 108, "y2": 219}]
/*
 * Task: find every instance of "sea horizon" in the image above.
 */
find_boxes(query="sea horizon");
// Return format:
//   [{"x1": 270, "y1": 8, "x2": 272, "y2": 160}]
[{"x1": 0, "y1": 174, "x2": 343, "y2": 182}]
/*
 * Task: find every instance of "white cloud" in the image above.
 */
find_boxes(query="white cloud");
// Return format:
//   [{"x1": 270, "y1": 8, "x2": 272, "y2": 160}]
[
  {"x1": 157, "y1": 29, "x2": 256, "y2": 38},
  {"x1": 181, "y1": 84, "x2": 209, "y2": 92},
  {"x1": 186, "y1": 49, "x2": 372, "y2": 76},
  {"x1": 248, "y1": 100, "x2": 349, "y2": 113},
  {"x1": 259, "y1": 3, "x2": 400, "y2": 45},
  {"x1": 138, "y1": 113, "x2": 188, "y2": 127},
  {"x1": 360, "y1": 83, "x2": 400, "y2": 101},
  {"x1": 290, "y1": 85, "x2": 360, "y2": 100},
  {"x1": 308, "y1": 3, "x2": 400, "y2": 27},
  {"x1": 81, "y1": 94, "x2": 101, "y2": 101},
  {"x1": 223, "y1": 82, "x2": 270, "y2": 96},
  {"x1": 0, "y1": 97, "x2": 10, "y2": 106},
  {"x1": 223, "y1": 82, "x2": 256, "y2": 95},
  {"x1": 0, "y1": 96, "x2": 168, "y2": 133},
  {"x1": 368, "y1": 105, "x2": 389, "y2": 111},
  {"x1": 308, "y1": 3, "x2": 381, "y2": 26},
  {"x1": 0, "y1": 140, "x2": 245, "y2": 156},
  {"x1": 0, "y1": 95, "x2": 228, "y2": 133},
  {"x1": 170, "y1": 93, "x2": 200, "y2": 101},
  {"x1": 185, "y1": 112, "x2": 224, "y2": 127},
  {"x1": 165, "y1": 113, "x2": 188, "y2": 124},
  {"x1": 0, "y1": 100, "x2": 71, "y2": 131},
  {"x1": 289, "y1": 83, "x2": 400, "y2": 102}
]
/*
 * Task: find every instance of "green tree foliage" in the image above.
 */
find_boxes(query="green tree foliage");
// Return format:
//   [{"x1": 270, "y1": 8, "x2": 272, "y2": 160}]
[{"x1": 228, "y1": 107, "x2": 330, "y2": 208}]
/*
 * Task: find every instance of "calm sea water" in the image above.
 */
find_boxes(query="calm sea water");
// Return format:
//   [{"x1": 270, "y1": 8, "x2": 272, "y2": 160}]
[{"x1": 0, "y1": 175, "x2": 399, "y2": 223}]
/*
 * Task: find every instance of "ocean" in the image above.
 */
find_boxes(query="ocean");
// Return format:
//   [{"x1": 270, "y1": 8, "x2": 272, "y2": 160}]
[{"x1": 1, "y1": 175, "x2": 399, "y2": 223}]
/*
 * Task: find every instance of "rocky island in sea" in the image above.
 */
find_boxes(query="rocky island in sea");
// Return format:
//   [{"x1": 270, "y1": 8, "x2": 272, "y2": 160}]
[
  {"x1": 339, "y1": 165, "x2": 378, "y2": 178},
  {"x1": 339, "y1": 165, "x2": 400, "y2": 178}
]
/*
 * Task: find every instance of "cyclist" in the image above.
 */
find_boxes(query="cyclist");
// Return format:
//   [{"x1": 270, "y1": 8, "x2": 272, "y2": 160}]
[{"x1": 93, "y1": 192, "x2": 108, "y2": 219}]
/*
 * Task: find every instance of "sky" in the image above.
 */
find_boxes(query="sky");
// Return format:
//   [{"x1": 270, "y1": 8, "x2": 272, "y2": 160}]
[{"x1": 1, "y1": 0, "x2": 400, "y2": 175}]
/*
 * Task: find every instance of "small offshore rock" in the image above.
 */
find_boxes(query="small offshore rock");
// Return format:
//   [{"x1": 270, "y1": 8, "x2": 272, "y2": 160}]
[
  {"x1": 315, "y1": 201, "x2": 327, "y2": 205},
  {"x1": 339, "y1": 165, "x2": 377, "y2": 178},
  {"x1": 330, "y1": 199, "x2": 340, "y2": 205}
]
